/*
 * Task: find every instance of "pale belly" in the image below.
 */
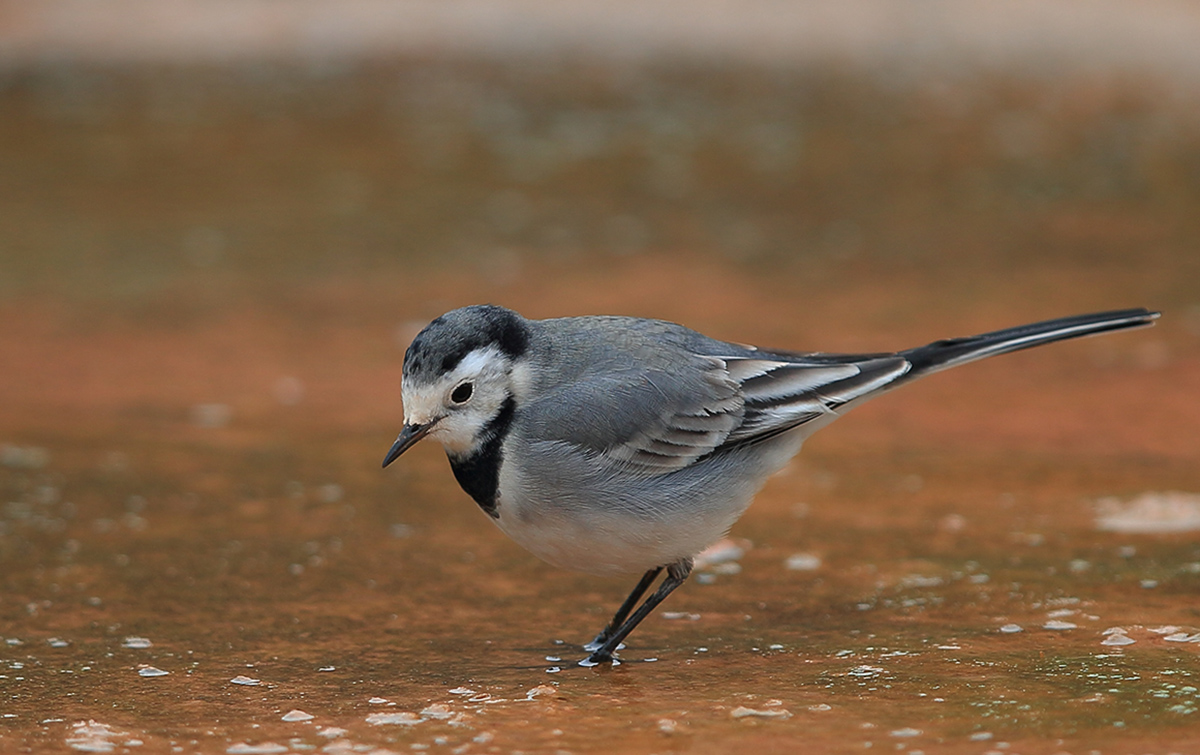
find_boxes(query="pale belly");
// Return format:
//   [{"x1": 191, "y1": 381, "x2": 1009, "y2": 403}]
[
  {"x1": 490, "y1": 432, "x2": 809, "y2": 576},
  {"x1": 492, "y1": 498, "x2": 736, "y2": 575}
]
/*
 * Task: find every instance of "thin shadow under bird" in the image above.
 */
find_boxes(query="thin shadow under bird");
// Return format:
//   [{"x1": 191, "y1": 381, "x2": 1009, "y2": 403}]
[{"x1": 382, "y1": 305, "x2": 1158, "y2": 666}]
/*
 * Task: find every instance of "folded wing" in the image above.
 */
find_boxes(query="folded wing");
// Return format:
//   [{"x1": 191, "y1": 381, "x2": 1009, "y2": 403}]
[{"x1": 721, "y1": 354, "x2": 911, "y2": 445}]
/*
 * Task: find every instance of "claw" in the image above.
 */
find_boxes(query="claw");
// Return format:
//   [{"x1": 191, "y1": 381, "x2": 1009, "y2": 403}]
[
  {"x1": 583, "y1": 637, "x2": 625, "y2": 653},
  {"x1": 579, "y1": 654, "x2": 620, "y2": 667}
]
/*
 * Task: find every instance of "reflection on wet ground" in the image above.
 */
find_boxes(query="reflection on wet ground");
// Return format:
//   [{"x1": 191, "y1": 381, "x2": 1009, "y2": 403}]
[{"x1": 2, "y1": 57, "x2": 1200, "y2": 753}]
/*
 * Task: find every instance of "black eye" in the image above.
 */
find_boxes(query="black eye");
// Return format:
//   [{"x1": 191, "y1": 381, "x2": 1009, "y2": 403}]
[{"x1": 450, "y1": 382, "x2": 474, "y2": 404}]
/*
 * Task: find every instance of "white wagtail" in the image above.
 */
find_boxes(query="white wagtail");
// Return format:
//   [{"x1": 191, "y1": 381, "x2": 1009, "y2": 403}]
[{"x1": 382, "y1": 305, "x2": 1158, "y2": 666}]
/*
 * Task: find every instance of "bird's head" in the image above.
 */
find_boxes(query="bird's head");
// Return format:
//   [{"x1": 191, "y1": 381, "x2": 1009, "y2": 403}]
[{"x1": 383, "y1": 305, "x2": 531, "y2": 466}]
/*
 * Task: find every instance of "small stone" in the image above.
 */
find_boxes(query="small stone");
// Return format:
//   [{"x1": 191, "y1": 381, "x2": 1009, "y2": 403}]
[
  {"x1": 1163, "y1": 632, "x2": 1200, "y2": 643},
  {"x1": 785, "y1": 553, "x2": 822, "y2": 571},
  {"x1": 226, "y1": 744, "x2": 288, "y2": 754},
  {"x1": 731, "y1": 706, "x2": 792, "y2": 720},
  {"x1": 420, "y1": 704, "x2": 453, "y2": 720},
  {"x1": 365, "y1": 712, "x2": 421, "y2": 726}
]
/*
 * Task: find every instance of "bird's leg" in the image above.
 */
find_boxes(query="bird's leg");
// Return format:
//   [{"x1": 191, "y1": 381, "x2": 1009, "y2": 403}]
[
  {"x1": 581, "y1": 559, "x2": 692, "y2": 666},
  {"x1": 584, "y1": 566, "x2": 663, "y2": 652}
]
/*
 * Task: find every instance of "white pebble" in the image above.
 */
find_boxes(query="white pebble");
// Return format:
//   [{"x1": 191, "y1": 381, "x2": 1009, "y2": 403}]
[
  {"x1": 365, "y1": 712, "x2": 421, "y2": 726},
  {"x1": 785, "y1": 553, "x2": 822, "y2": 571},
  {"x1": 693, "y1": 538, "x2": 746, "y2": 568},
  {"x1": 226, "y1": 744, "x2": 288, "y2": 754},
  {"x1": 1163, "y1": 632, "x2": 1200, "y2": 643},
  {"x1": 731, "y1": 706, "x2": 792, "y2": 720},
  {"x1": 1095, "y1": 491, "x2": 1200, "y2": 533},
  {"x1": 420, "y1": 704, "x2": 453, "y2": 720}
]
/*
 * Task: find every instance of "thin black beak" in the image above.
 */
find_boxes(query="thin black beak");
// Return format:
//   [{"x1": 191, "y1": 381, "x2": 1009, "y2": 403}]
[{"x1": 382, "y1": 421, "x2": 437, "y2": 468}]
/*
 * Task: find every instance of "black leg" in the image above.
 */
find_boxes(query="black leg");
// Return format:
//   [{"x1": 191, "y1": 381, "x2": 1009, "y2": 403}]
[
  {"x1": 584, "y1": 566, "x2": 663, "y2": 652},
  {"x1": 581, "y1": 559, "x2": 692, "y2": 666}
]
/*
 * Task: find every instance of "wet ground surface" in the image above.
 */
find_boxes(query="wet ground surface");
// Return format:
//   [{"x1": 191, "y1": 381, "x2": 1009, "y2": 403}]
[{"x1": 2, "y1": 57, "x2": 1200, "y2": 754}]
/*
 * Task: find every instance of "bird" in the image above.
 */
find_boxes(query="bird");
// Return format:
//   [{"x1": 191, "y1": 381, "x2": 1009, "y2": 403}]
[{"x1": 382, "y1": 305, "x2": 1159, "y2": 666}]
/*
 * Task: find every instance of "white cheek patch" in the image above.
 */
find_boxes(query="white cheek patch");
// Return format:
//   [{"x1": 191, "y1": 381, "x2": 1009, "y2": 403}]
[
  {"x1": 434, "y1": 413, "x2": 490, "y2": 455},
  {"x1": 400, "y1": 345, "x2": 514, "y2": 431}
]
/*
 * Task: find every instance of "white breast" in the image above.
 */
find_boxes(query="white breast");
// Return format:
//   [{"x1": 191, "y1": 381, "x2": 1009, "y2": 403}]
[{"x1": 490, "y1": 432, "x2": 808, "y2": 576}]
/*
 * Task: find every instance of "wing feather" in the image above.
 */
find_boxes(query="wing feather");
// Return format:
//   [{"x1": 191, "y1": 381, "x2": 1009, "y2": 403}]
[
  {"x1": 523, "y1": 345, "x2": 913, "y2": 475},
  {"x1": 605, "y1": 358, "x2": 744, "y2": 472},
  {"x1": 723, "y1": 355, "x2": 911, "y2": 444}
]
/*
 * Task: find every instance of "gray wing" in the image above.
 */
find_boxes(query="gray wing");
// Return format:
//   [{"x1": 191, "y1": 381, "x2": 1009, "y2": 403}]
[
  {"x1": 521, "y1": 355, "x2": 745, "y2": 474},
  {"x1": 521, "y1": 348, "x2": 911, "y2": 475},
  {"x1": 719, "y1": 353, "x2": 911, "y2": 444}
]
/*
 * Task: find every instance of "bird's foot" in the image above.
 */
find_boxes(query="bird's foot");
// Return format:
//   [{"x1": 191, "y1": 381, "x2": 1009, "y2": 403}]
[
  {"x1": 578, "y1": 652, "x2": 620, "y2": 668},
  {"x1": 583, "y1": 634, "x2": 624, "y2": 653}
]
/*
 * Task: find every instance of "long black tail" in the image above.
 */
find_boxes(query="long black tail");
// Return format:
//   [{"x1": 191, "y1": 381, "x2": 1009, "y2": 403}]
[{"x1": 901, "y1": 308, "x2": 1160, "y2": 378}]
